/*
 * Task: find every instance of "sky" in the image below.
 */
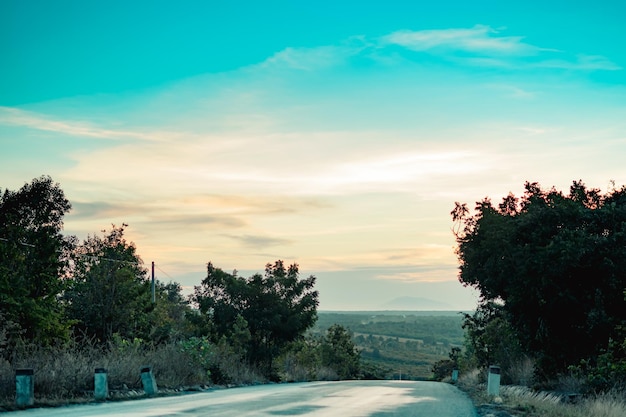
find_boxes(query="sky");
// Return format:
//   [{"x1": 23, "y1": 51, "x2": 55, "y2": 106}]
[{"x1": 2, "y1": 1, "x2": 625, "y2": 311}]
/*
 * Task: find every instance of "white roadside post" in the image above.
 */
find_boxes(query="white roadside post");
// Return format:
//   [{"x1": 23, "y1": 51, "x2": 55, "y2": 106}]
[
  {"x1": 451, "y1": 369, "x2": 459, "y2": 383},
  {"x1": 487, "y1": 365, "x2": 501, "y2": 396},
  {"x1": 15, "y1": 368, "x2": 34, "y2": 407},
  {"x1": 94, "y1": 368, "x2": 108, "y2": 400},
  {"x1": 141, "y1": 366, "x2": 158, "y2": 396}
]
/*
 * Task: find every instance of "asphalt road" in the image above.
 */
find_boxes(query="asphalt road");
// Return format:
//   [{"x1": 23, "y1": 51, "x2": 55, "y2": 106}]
[{"x1": 15, "y1": 380, "x2": 477, "y2": 417}]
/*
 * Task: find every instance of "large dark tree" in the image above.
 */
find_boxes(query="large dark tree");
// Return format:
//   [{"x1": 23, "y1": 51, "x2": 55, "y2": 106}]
[
  {"x1": 192, "y1": 260, "x2": 319, "y2": 378},
  {"x1": 452, "y1": 181, "x2": 626, "y2": 376},
  {"x1": 0, "y1": 176, "x2": 73, "y2": 344},
  {"x1": 65, "y1": 224, "x2": 155, "y2": 344}
]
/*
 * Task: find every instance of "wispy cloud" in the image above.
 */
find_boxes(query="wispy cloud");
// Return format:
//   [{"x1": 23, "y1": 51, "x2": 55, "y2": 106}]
[
  {"x1": 179, "y1": 194, "x2": 331, "y2": 215},
  {"x1": 149, "y1": 213, "x2": 247, "y2": 230},
  {"x1": 224, "y1": 234, "x2": 293, "y2": 249},
  {"x1": 70, "y1": 201, "x2": 143, "y2": 220},
  {"x1": 382, "y1": 245, "x2": 455, "y2": 263},
  {"x1": 376, "y1": 268, "x2": 459, "y2": 283},
  {"x1": 302, "y1": 243, "x2": 458, "y2": 273},
  {"x1": 259, "y1": 45, "x2": 354, "y2": 71},
  {"x1": 68, "y1": 195, "x2": 331, "y2": 235},
  {"x1": 330, "y1": 151, "x2": 483, "y2": 188},
  {"x1": 256, "y1": 36, "x2": 372, "y2": 72},
  {"x1": 0, "y1": 106, "x2": 181, "y2": 141},
  {"x1": 537, "y1": 54, "x2": 622, "y2": 71},
  {"x1": 382, "y1": 25, "x2": 540, "y2": 55},
  {"x1": 380, "y1": 25, "x2": 620, "y2": 72}
]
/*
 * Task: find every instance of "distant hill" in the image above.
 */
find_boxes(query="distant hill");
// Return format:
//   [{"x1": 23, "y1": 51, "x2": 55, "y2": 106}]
[{"x1": 381, "y1": 296, "x2": 454, "y2": 310}]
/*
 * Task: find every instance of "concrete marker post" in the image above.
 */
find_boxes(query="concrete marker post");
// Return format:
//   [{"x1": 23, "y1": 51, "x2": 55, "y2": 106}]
[
  {"x1": 94, "y1": 368, "x2": 108, "y2": 400},
  {"x1": 140, "y1": 366, "x2": 158, "y2": 396},
  {"x1": 15, "y1": 368, "x2": 34, "y2": 407},
  {"x1": 487, "y1": 365, "x2": 501, "y2": 396},
  {"x1": 451, "y1": 369, "x2": 459, "y2": 383}
]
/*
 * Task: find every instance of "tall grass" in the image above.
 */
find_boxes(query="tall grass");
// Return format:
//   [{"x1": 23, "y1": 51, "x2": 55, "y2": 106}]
[
  {"x1": 0, "y1": 338, "x2": 264, "y2": 409},
  {"x1": 582, "y1": 391, "x2": 626, "y2": 417},
  {"x1": 457, "y1": 368, "x2": 626, "y2": 417},
  {"x1": 500, "y1": 385, "x2": 626, "y2": 417}
]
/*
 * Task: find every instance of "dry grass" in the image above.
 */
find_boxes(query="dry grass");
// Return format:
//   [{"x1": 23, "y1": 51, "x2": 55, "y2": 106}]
[
  {"x1": 209, "y1": 343, "x2": 265, "y2": 385},
  {"x1": 104, "y1": 342, "x2": 211, "y2": 390},
  {"x1": 581, "y1": 391, "x2": 626, "y2": 417},
  {"x1": 500, "y1": 385, "x2": 569, "y2": 417},
  {"x1": 500, "y1": 386, "x2": 626, "y2": 417},
  {"x1": 0, "y1": 339, "x2": 265, "y2": 409},
  {"x1": 506, "y1": 356, "x2": 535, "y2": 386},
  {"x1": 457, "y1": 368, "x2": 626, "y2": 417},
  {"x1": 4, "y1": 343, "x2": 101, "y2": 400}
]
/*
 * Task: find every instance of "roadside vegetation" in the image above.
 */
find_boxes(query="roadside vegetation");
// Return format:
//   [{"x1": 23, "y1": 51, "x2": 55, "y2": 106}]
[
  {"x1": 456, "y1": 370, "x2": 626, "y2": 417},
  {"x1": 0, "y1": 176, "x2": 361, "y2": 409},
  {"x1": 4, "y1": 175, "x2": 626, "y2": 416},
  {"x1": 433, "y1": 180, "x2": 626, "y2": 416}
]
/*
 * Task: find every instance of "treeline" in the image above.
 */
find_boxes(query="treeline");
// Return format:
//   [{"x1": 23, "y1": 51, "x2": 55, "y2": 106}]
[
  {"x1": 434, "y1": 180, "x2": 626, "y2": 392},
  {"x1": 321, "y1": 314, "x2": 464, "y2": 346},
  {"x1": 0, "y1": 176, "x2": 360, "y2": 399},
  {"x1": 315, "y1": 312, "x2": 465, "y2": 380}
]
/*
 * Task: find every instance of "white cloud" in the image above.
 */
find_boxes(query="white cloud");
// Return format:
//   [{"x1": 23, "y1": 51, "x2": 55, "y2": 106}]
[
  {"x1": 381, "y1": 25, "x2": 620, "y2": 72},
  {"x1": 383, "y1": 25, "x2": 539, "y2": 56},
  {"x1": 0, "y1": 106, "x2": 184, "y2": 142},
  {"x1": 301, "y1": 243, "x2": 458, "y2": 274},
  {"x1": 59, "y1": 127, "x2": 489, "y2": 200},
  {"x1": 255, "y1": 36, "x2": 373, "y2": 72},
  {"x1": 376, "y1": 269, "x2": 458, "y2": 283},
  {"x1": 537, "y1": 54, "x2": 622, "y2": 71},
  {"x1": 319, "y1": 150, "x2": 485, "y2": 193},
  {"x1": 575, "y1": 54, "x2": 622, "y2": 70},
  {"x1": 259, "y1": 45, "x2": 354, "y2": 71}
]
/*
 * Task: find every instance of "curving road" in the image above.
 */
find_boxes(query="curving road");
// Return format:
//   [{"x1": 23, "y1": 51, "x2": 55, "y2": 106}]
[{"x1": 16, "y1": 380, "x2": 477, "y2": 417}]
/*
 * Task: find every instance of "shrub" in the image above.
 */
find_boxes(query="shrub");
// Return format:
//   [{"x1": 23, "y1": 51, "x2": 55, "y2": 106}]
[
  {"x1": 0, "y1": 336, "x2": 260, "y2": 407},
  {"x1": 179, "y1": 336, "x2": 213, "y2": 381},
  {"x1": 568, "y1": 337, "x2": 626, "y2": 393},
  {"x1": 278, "y1": 341, "x2": 319, "y2": 382},
  {"x1": 432, "y1": 359, "x2": 456, "y2": 381}
]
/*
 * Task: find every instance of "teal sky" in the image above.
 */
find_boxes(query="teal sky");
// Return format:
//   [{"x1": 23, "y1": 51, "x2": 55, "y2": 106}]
[{"x1": 2, "y1": 1, "x2": 625, "y2": 310}]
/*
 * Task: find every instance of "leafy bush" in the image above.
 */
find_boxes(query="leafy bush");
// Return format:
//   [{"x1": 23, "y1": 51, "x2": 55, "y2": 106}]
[
  {"x1": 179, "y1": 336, "x2": 213, "y2": 381},
  {"x1": 278, "y1": 339, "x2": 320, "y2": 382},
  {"x1": 432, "y1": 359, "x2": 456, "y2": 381},
  {"x1": 460, "y1": 302, "x2": 526, "y2": 384},
  {"x1": 568, "y1": 337, "x2": 626, "y2": 393}
]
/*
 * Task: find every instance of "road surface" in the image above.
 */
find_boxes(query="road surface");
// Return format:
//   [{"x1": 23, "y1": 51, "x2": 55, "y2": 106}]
[{"x1": 15, "y1": 380, "x2": 477, "y2": 417}]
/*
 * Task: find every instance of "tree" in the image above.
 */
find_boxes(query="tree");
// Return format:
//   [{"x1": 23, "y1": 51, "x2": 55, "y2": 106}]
[
  {"x1": 460, "y1": 302, "x2": 523, "y2": 382},
  {"x1": 65, "y1": 224, "x2": 154, "y2": 344},
  {"x1": 148, "y1": 281, "x2": 195, "y2": 344},
  {"x1": 192, "y1": 260, "x2": 319, "y2": 379},
  {"x1": 432, "y1": 347, "x2": 461, "y2": 381},
  {"x1": 320, "y1": 324, "x2": 361, "y2": 380},
  {"x1": 0, "y1": 176, "x2": 73, "y2": 344},
  {"x1": 453, "y1": 181, "x2": 626, "y2": 377}
]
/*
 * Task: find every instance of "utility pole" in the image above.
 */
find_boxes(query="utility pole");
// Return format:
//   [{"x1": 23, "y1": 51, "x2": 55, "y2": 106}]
[{"x1": 151, "y1": 261, "x2": 155, "y2": 304}]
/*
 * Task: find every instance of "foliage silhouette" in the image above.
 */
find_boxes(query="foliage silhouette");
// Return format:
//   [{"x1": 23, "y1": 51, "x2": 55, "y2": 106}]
[{"x1": 453, "y1": 180, "x2": 626, "y2": 377}]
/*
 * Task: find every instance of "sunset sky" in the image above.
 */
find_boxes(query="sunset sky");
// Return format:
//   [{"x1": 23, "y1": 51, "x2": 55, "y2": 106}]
[{"x1": 2, "y1": 1, "x2": 625, "y2": 310}]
